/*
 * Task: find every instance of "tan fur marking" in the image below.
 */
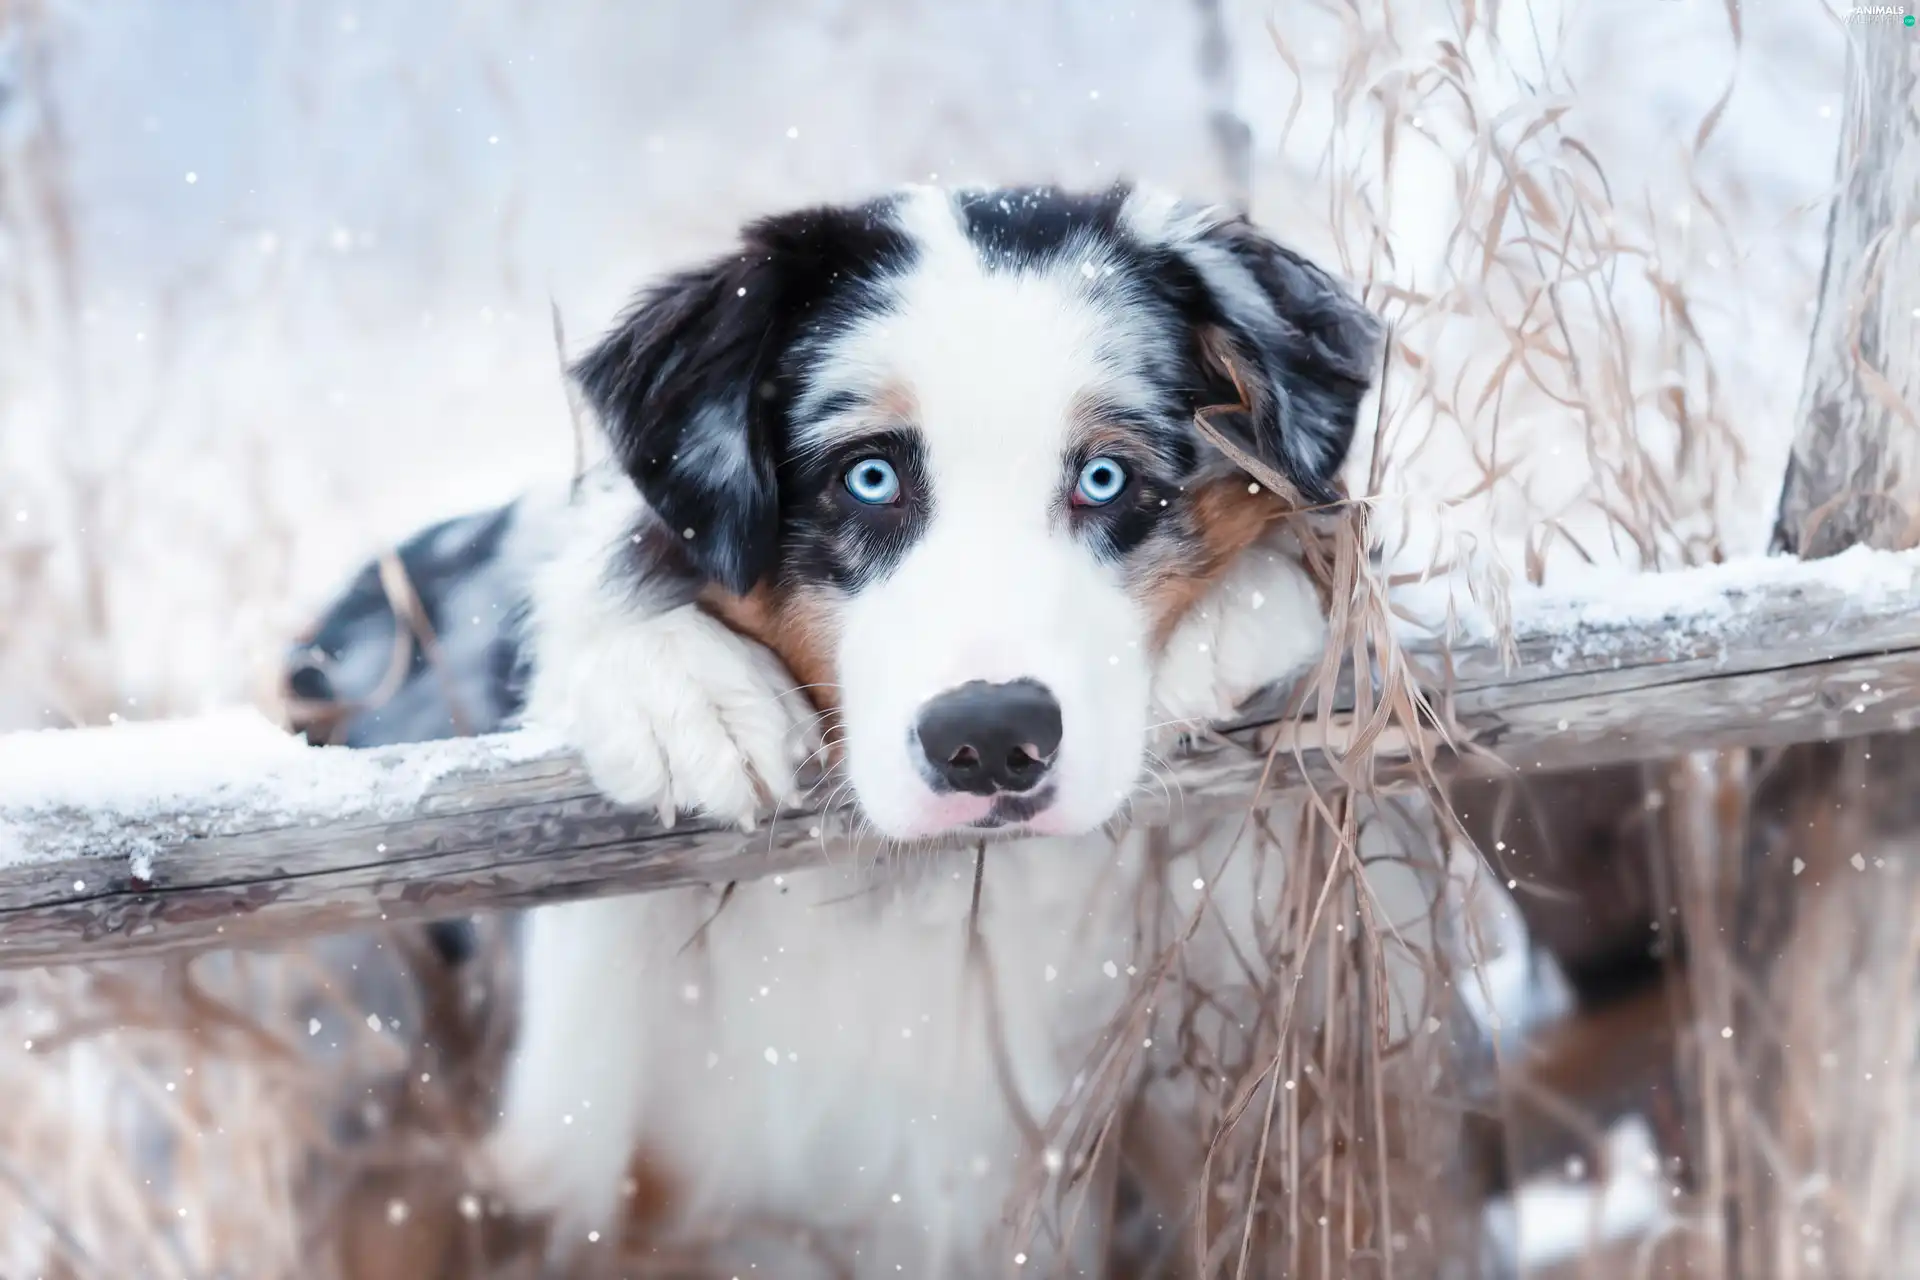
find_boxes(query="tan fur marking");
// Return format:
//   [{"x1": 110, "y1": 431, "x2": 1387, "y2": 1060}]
[
  {"x1": 1138, "y1": 478, "x2": 1292, "y2": 651},
  {"x1": 700, "y1": 583, "x2": 841, "y2": 715},
  {"x1": 619, "y1": 1146, "x2": 681, "y2": 1242},
  {"x1": 805, "y1": 379, "x2": 921, "y2": 451},
  {"x1": 1075, "y1": 385, "x2": 1301, "y2": 649},
  {"x1": 870, "y1": 379, "x2": 919, "y2": 427}
]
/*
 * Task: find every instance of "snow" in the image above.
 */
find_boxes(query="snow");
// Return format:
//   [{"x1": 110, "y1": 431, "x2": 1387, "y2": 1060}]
[
  {"x1": 1393, "y1": 544, "x2": 1920, "y2": 654},
  {"x1": 1507, "y1": 545, "x2": 1920, "y2": 634},
  {"x1": 0, "y1": 709, "x2": 560, "y2": 871},
  {"x1": 1483, "y1": 1116, "x2": 1673, "y2": 1269}
]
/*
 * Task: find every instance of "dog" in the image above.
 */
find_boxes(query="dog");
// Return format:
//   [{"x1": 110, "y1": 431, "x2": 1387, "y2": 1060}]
[{"x1": 290, "y1": 182, "x2": 1385, "y2": 1276}]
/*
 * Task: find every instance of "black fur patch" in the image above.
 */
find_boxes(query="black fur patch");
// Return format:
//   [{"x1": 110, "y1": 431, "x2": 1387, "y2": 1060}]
[
  {"x1": 780, "y1": 427, "x2": 933, "y2": 594},
  {"x1": 1140, "y1": 217, "x2": 1382, "y2": 506},
  {"x1": 601, "y1": 512, "x2": 703, "y2": 616},
  {"x1": 955, "y1": 185, "x2": 1130, "y2": 270},
  {"x1": 1073, "y1": 458, "x2": 1185, "y2": 564},
  {"x1": 286, "y1": 504, "x2": 529, "y2": 749},
  {"x1": 573, "y1": 200, "x2": 916, "y2": 595}
]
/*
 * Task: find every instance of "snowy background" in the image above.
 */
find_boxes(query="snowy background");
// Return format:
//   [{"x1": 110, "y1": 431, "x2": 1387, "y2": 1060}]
[{"x1": 0, "y1": 0, "x2": 1856, "y2": 1271}]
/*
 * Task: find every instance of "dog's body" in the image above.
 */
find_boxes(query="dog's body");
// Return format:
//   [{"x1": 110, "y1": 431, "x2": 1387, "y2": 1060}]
[{"x1": 292, "y1": 183, "x2": 1388, "y2": 1275}]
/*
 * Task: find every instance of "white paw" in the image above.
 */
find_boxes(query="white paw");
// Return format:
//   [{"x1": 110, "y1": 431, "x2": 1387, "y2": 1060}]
[
  {"x1": 524, "y1": 602, "x2": 816, "y2": 828},
  {"x1": 1150, "y1": 539, "x2": 1327, "y2": 739}
]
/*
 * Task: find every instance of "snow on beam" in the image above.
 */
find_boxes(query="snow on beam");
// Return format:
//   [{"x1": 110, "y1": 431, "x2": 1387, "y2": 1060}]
[{"x1": 3, "y1": 547, "x2": 1920, "y2": 969}]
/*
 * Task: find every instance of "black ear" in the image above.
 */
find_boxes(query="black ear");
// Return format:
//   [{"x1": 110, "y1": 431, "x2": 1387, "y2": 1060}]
[
  {"x1": 572, "y1": 256, "x2": 785, "y2": 596},
  {"x1": 571, "y1": 202, "x2": 912, "y2": 595},
  {"x1": 1168, "y1": 216, "x2": 1383, "y2": 506}
]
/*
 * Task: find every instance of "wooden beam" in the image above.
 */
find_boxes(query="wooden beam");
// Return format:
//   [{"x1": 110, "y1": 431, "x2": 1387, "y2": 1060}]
[{"x1": 2, "y1": 548, "x2": 1918, "y2": 969}]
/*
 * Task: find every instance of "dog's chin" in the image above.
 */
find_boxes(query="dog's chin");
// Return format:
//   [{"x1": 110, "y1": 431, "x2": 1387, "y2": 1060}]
[
  {"x1": 858, "y1": 783, "x2": 1126, "y2": 844},
  {"x1": 858, "y1": 793, "x2": 1021, "y2": 844},
  {"x1": 963, "y1": 785, "x2": 1058, "y2": 832}
]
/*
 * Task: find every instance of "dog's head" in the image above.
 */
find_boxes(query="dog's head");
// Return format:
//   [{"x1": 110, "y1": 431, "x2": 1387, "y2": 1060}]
[{"x1": 575, "y1": 184, "x2": 1380, "y2": 840}]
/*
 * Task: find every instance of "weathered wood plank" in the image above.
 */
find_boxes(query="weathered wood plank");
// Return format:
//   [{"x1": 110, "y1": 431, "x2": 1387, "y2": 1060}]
[{"x1": 1, "y1": 549, "x2": 1916, "y2": 969}]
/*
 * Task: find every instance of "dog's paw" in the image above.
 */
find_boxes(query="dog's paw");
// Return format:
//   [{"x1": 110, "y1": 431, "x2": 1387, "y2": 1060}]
[
  {"x1": 523, "y1": 603, "x2": 815, "y2": 828},
  {"x1": 1150, "y1": 538, "x2": 1327, "y2": 741}
]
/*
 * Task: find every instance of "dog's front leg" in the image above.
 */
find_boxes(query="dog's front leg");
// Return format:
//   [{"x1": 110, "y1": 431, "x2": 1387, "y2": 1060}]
[
  {"x1": 487, "y1": 473, "x2": 815, "y2": 1241},
  {"x1": 518, "y1": 474, "x2": 816, "y2": 829}
]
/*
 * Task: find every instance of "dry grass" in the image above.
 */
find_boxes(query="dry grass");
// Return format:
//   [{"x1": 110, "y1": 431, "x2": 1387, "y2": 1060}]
[
  {"x1": 0, "y1": 0, "x2": 1860, "y2": 1276},
  {"x1": 1143, "y1": 5, "x2": 1784, "y2": 1267}
]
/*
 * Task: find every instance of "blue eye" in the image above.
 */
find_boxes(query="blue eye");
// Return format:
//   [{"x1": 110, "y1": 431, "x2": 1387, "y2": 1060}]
[
  {"x1": 845, "y1": 457, "x2": 902, "y2": 505},
  {"x1": 1073, "y1": 456, "x2": 1128, "y2": 506}
]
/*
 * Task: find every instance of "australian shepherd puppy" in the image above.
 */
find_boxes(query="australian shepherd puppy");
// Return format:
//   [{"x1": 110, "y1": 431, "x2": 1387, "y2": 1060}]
[{"x1": 291, "y1": 182, "x2": 1384, "y2": 1276}]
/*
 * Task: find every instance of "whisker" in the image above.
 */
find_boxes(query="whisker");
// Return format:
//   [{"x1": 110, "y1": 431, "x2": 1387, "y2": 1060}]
[
  {"x1": 1126, "y1": 767, "x2": 1176, "y2": 818},
  {"x1": 1140, "y1": 763, "x2": 1179, "y2": 813},
  {"x1": 795, "y1": 734, "x2": 845, "y2": 779}
]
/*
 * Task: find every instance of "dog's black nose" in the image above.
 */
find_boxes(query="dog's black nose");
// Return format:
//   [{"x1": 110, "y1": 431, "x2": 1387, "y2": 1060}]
[{"x1": 915, "y1": 679, "x2": 1063, "y2": 796}]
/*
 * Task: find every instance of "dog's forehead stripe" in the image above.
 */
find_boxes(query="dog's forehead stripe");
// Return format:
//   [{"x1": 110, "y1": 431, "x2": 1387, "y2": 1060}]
[{"x1": 792, "y1": 186, "x2": 1190, "y2": 466}]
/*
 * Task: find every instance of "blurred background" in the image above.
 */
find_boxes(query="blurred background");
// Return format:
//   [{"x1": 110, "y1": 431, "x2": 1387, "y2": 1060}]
[{"x1": 0, "y1": 0, "x2": 1863, "y2": 1275}]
